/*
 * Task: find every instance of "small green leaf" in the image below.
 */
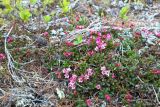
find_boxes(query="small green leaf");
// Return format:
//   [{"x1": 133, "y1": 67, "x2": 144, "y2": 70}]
[
  {"x1": 60, "y1": 0, "x2": 70, "y2": 13},
  {"x1": 19, "y1": 9, "x2": 32, "y2": 22},
  {"x1": 43, "y1": 15, "x2": 51, "y2": 23},
  {"x1": 30, "y1": 0, "x2": 37, "y2": 4},
  {"x1": 119, "y1": 5, "x2": 129, "y2": 20},
  {"x1": 73, "y1": 35, "x2": 83, "y2": 45}
]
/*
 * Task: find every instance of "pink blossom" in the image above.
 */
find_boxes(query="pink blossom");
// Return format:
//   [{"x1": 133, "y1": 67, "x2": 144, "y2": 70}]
[
  {"x1": 7, "y1": 36, "x2": 13, "y2": 43},
  {"x1": 78, "y1": 75, "x2": 84, "y2": 83},
  {"x1": 101, "y1": 70, "x2": 110, "y2": 76},
  {"x1": 95, "y1": 42, "x2": 107, "y2": 51},
  {"x1": 115, "y1": 63, "x2": 121, "y2": 67},
  {"x1": 96, "y1": 36, "x2": 102, "y2": 45},
  {"x1": 68, "y1": 82, "x2": 76, "y2": 89},
  {"x1": 96, "y1": 84, "x2": 101, "y2": 90},
  {"x1": 101, "y1": 66, "x2": 106, "y2": 71},
  {"x1": 101, "y1": 66, "x2": 110, "y2": 76},
  {"x1": 64, "y1": 74, "x2": 69, "y2": 78},
  {"x1": 87, "y1": 68, "x2": 94, "y2": 76},
  {"x1": 84, "y1": 74, "x2": 90, "y2": 80},
  {"x1": 94, "y1": 46, "x2": 99, "y2": 51},
  {"x1": 76, "y1": 25, "x2": 84, "y2": 29},
  {"x1": 55, "y1": 72, "x2": 62, "y2": 79},
  {"x1": 125, "y1": 92, "x2": 132, "y2": 103},
  {"x1": 152, "y1": 69, "x2": 160, "y2": 75},
  {"x1": 65, "y1": 41, "x2": 74, "y2": 47},
  {"x1": 105, "y1": 94, "x2": 111, "y2": 101},
  {"x1": 98, "y1": 42, "x2": 106, "y2": 50},
  {"x1": 62, "y1": 68, "x2": 71, "y2": 74},
  {"x1": 112, "y1": 73, "x2": 116, "y2": 78},
  {"x1": 89, "y1": 30, "x2": 96, "y2": 35},
  {"x1": 63, "y1": 52, "x2": 73, "y2": 57},
  {"x1": 87, "y1": 50, "x2": 94, "y2": 56},
  {"x1": 43, "y1": 32, "x2": 49, "y2": 37},
  {"x1": 97, "y1": 32, "x2": 101, "y2": 36},
  {"x1": 156, "y1": 32, "x2": 160, "y2": 38},
  {"x1": 69, "y1": 74, "x2": 77, "y2": 83},
  {"x1": 86, "y1": 99, "x2": 93, "y2": 107},
  {"x1": 106, "y1": 33, "x2": 111, "y2": 40},
  {"x1": 76, "y1": 17, "x2": 80, "y2": 21},
  {"x1": 86, "y1": 36, "x2": 93, "y2": 45},
  {"x1": 68, "y1": 74, "x2": 77, "y2": 89},
  {"x1": 0, "y1": 53, "x2": 6, "y2": 60}
]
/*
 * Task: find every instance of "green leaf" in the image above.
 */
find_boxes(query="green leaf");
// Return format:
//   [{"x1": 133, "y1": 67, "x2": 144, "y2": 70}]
[
  {"x1": 43, "y1": 15, "x2": 51, "y2": 23},
  {"x1": 19, "y1": 9, "x2": 32, "y2": 22},
  {"x1": 60, "y1": 0, "x2": 70, "y2": 13},
  {"x1": 30, "y1": 0, "x2": 37, "y2": 4},
  {"x1": 73, "y1": 35, "x2": 83, "y2": 45},
  {"x1": 119, "y1": 5, "x2": 129, "y2": 20}
]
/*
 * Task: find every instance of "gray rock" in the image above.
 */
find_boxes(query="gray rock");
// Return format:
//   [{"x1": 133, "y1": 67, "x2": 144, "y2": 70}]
[{"x1": 32, "y1": 35, "x2": 48, "y2": 47}]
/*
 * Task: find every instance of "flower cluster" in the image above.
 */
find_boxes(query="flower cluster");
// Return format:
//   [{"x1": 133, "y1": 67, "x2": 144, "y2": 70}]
[
  {"x1": 0, "y1": 53, "x2": 6, "y2": 60},
  {"x1": 63, "y1": 52, "x2": 74, "y2": 57},
  {"x1": 101, "y1": 66, "x2": 110, "y2": 76},
  {"x1": 78, "y1": 68, "x2": 94, "y2": 83},
  {"x1": 68, "y1": 74, "x2": 77, "y2": 89},
  {"x1": 86, "y1": 99, "x2": 93, "y2": 107},
  {"x1": 62, "y1": 68, "x2": 71, "y2": 78},
  {"x1": 125, "y1": 92, "x2": 133, "y2": 103},
  {"x1": 65, "y1": 41, "x2": 74, "y2": 47},
  {"x1": 95, "y1": 36, "x2": 107, "y2": 51},
  {"x1": 7, "y1": 36, "x2": 13, "y2": 43}
]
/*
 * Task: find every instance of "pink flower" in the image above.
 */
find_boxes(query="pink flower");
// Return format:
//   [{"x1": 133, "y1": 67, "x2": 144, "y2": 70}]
[
  {"x1": 112, "y1": 73, "x2": 116, "y2": 78},
  {"x1": 86, "y1": 99, "x2": 93, "y2": 107},
  {"x1": 69, "y1": 74, "x2": 77, "y2": 83},
  {"x1": 101, "y1": 66, "x2": 106, "y2": 71},
  {"x1": 94, "y1": 46, "x2": 99, "y2": 51},
  {"x1": 101, "y1": 70, "x2": 110, "y2": 76},
  {"x1": 106, "y1": 33, "x2": 111, "y2": 40},
  {"x1": 87, "y1": 68, "x2": 94, "y2": 76},
  {"x1": 78, "y1": 75, "x2": 84, "y2": 83},
  {"x1": 125, "y1": 92, "x2": 132, "y2": 103},
  {"x1": 97, "y1": 32, "x2": 101, "y2": 36},
  {"x1": 99, "y1": 42, "x2": 106, "y2": 50},
  {"x1": 105, "y1": 94, "x2": 111, "y2": 101},
  {"x1": 156, "y1": 32, "x2": 160, "y2": 38},
  {"x1": 95, "y1": 42, "x2": 107, "y2": 51},
  {"x1": 0, "y1": 53, "x2": 6, "y2": 60},
  {"x1": 7, "y1": 36, "x2": 13, "y2": 43},
  {"x1": 115, "y1": 63, "x2": 121, "y2": 67},
  {"x1": 64, "y1": 73, "x2": 70, "y2": 78},
  {"x1": 87, "y1": 50, "x2": 94, "y2": 56},
  {"x1": 76, "y1": 17, "x2": 80, "y2": 21},
  {"x1": 62, "y1": 68, "x2": 71, "y2": 74},
  {"x1": 76, "y1": 25, "x2": 84, "y2": 29},
  {"x1": 62, "y1": 68, "x2": 71, "y2": 78},
  {"x1": 152, "y1": 69, "x2": 160, "y2": 75},
  {"x1": 68, "y1": 74, "x2": 77, "y2": 89},
  {"x1": 63, "y1": 52, "x2": 73, "y2": 57},
  {"x1": 65, "y1": 41, "x2": 74, "y2": 47},
  {"x1": 101, "y1": 66, "x2": 110, "y2": 76},
  {"x1": 43, "y1": 32, "x2": 49, "y2": 37},
  {"x1": 89, "y1": 30, "x2": 96, "y2": 35},
  {"x1": 68, "y1": 82, "x2": 76, "y2": 89},
  {"x1": 84, "y1": 74, "x2": 90, "y2": 80},
  {"x1": 96, "y1": 84, "x2": 101, "y2": 90},
  {"x1": 96, "y1": 36, "x2": 102, "y2": 45},
  {"x1": 55, "y1": 72, "x2": 62, "y2": 79}
]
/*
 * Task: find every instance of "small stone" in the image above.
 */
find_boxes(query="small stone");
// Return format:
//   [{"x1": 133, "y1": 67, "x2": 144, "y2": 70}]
[
  {"x1": 50, "y1": 36, "x2": 60, "y2": 45},
  {"x1": 51, "y1": 30, "x2": 57, "y2": 35}
]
